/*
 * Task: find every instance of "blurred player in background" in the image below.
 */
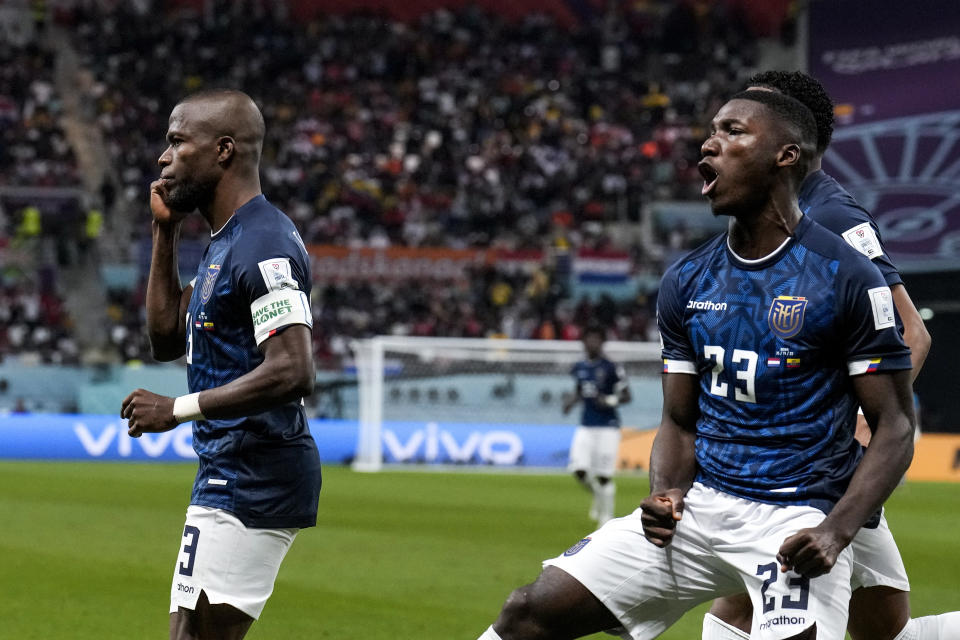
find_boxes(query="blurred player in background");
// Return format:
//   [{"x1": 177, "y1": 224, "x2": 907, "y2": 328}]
[
  {"x1": 702, "y1": 70, "x2": 959, "y2": 640},
  {"x1": 121, "y1": 89, "x2": 322, "y2": 640},
  {"x1": 478, "y1": 90, "x2": 916, "y2": 640},
  {"x1": 562, "y1": 324, "x2": 631, "y2": 525}
]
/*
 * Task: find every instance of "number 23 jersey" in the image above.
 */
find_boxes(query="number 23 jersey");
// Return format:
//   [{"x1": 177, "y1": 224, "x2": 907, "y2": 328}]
[{"x1": 657, "y1": 215, "x2": 911, "y2": 514}]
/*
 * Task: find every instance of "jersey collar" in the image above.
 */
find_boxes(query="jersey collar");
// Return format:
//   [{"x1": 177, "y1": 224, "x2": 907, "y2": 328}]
[{"x1": 725, "y1": 215, "x2": 811, "y2": 269}]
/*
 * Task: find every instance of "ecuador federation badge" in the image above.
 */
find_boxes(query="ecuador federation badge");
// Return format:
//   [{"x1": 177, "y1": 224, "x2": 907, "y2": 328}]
[
  {"x1": 767, "y1": 295, "x2": 807, "y2": 339},
  {"x1": 200, "y1": 264, "x2": 222, "y2": 305}
]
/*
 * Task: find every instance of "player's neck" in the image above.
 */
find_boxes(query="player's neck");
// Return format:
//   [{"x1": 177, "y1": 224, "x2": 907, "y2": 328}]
[
  {"x1": 727, "y1": 190, "x2": 802, "y2": 260},
  {"x1": 203, "y1": 175, "x2": 263, "y2": 233},
  {"x1": 804, "y1": 155, "x2": 824, "y2": 177}
]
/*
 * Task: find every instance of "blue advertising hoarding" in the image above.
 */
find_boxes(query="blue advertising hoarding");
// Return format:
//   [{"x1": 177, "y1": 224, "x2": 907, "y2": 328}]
[{"x1": 0, "y1": 414, "x2": 575, "y2": 468}]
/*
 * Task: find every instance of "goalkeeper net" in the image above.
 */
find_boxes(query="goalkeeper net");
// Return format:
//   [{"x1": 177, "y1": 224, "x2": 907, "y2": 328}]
[{"x1": 351, "y1": 336, "x2": 663, "y2": 471}]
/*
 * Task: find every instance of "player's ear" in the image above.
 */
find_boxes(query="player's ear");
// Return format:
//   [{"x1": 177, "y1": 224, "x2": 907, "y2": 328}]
[
  {"x1": 776, "y1": 143, "x2": 801, "y2": 169},
  {"x1": 216, "y1": 136, "x2": 236, "y2": 165}
]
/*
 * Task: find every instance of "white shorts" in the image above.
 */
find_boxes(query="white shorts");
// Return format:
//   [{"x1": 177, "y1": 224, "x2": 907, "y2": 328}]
[
  {"x1": 170, "y1": 506, "x2": 298, "y2": 619},
  {"x1": 544, "y1": 483, "x2": 854, "y2": 640},
  {"x1": 568, "y1": 426, "x2": 621, "y2": 477},
  {"x1": 850, "y1": 511, "x2": 910, "y2": 592}
]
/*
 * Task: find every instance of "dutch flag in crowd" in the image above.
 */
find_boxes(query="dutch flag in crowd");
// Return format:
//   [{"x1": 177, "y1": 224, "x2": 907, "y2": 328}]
[{"x1": 573, "y1": 250, "x2": 632, "y2": 284}]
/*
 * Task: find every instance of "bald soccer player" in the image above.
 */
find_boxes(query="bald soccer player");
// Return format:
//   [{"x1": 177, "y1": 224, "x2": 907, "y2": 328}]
[{"x1": 121, "y1": 89, "x2": 321, "y2": 640}]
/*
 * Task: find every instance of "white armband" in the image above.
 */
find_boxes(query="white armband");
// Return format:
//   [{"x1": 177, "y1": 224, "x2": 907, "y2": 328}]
[
  {"x1": 250, "y1": 288, "x2": 312, "y2": 345},
  {"x1": 173, "y1": 392, "x2": 205, "y2": 424}
]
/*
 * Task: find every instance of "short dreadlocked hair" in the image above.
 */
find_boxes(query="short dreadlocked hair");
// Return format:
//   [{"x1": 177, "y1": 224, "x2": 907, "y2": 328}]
[{"x1": 746, "y1": 70, "x2": 835, "y2": 154}]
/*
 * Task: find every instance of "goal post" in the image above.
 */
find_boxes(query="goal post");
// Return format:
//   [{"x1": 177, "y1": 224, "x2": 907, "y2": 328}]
[{"x1": 350, "y1": 336, "x2": 663, "y2": 472}]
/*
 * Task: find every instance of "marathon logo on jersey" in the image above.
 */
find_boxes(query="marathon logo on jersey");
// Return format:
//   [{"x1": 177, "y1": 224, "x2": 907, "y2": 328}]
[
  {"x1": 767, "y1": 296, "x2": 807, "y2": 339},
  {"x1": 686, "y1": 300, "x2": 728, "y2": 312},
  {"x1": 199, "y1": 264, "x2": 221, "y2": 305},
  {"x1": 868, "y1": 286, "x2": 896, "y2": 330},
  {"x1": 258, "y1": 258, "x2": 299, "y2": 292},
  {"x1": 563, "y1": 537, "x2": 591, "y2": 557}
]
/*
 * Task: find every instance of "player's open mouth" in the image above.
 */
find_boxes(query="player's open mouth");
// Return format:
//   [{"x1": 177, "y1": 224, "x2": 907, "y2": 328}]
[{"x1": 699, "y1": 161, "x2": 719, "y2": 196}]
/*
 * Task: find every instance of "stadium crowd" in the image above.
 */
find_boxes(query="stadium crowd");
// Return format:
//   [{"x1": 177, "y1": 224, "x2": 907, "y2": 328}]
[{"x1": 2, "y1": 1, "x2": 787, "y2": 365}]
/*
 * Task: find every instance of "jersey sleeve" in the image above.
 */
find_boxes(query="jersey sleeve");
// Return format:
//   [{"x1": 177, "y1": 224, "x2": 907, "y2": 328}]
[
  {"x1": 234, "y1": 232, "x2": 313, "y2": 346},
  {"x1": 657, "y1": 265, "x2": 697, "y2": 375},
  {"x1": 812, "y1": 201, "x2": 903, "y2": 288},
  {"x1": 837, "y1": 256, "x2": 912, "y2": 376}
]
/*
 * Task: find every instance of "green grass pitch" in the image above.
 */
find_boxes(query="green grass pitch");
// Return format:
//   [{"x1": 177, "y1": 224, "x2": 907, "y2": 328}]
[{"x1": 1, "y1": 462, "x2": 957, "y2": 639}]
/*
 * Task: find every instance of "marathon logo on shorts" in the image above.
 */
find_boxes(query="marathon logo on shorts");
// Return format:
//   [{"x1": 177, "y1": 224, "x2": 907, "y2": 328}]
[
  {"x1": 563, "y1": 537, "x2": 591, "y2": 557},
  {"x1": 758, "y1": 614, "x2": 806, "y2": 632}
]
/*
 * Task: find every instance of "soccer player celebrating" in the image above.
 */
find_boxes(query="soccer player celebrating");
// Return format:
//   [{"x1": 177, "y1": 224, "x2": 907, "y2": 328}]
[
  {"x1": 702, "y1": 70, "x2": 957, "y2": 640},
  {"x1": 476, "y1": 90, "x2": 916, "y2": 640},
  {"x1": 121, "y1": 89, "x2": 322, "y2": 640},
  {"x1": 562, "y1": 324, "x2": 631, "y2": 525}
]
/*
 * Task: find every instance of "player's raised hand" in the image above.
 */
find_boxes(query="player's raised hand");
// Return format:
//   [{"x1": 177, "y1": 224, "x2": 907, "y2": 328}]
[
  {"x1": 149, "y1": 180, "x2": 192, "y2": 225},
  {"x1": 121, "y1": 388, "x2": 178, "y2": 438},
  {"x1": 639, "y1": 489, "x2": 685, "y2": 547},
  {"x1": 776, "y1": 526, "x2": 849, "y2": 578}
]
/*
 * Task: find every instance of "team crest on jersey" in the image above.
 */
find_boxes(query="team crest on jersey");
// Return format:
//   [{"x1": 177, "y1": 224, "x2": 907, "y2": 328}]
[
  {"x1": 199, "y1": 264, "x2": 221, "y2": 305},
  {"x1": 767, "y1": 296, "x2": 807, "y2": 339},
  {"x1": 563, "y1": 537, "x2": 591, "y2": 557}
]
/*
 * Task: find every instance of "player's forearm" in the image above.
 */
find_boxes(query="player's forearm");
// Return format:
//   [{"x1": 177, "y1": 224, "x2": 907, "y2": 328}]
[
  {"x1": 902, "y1": 317, "x2": 930, "y2": 382},
  {"x1": 145, "y1": 220, "x2": 186, "y2": 359},
  {"x1": 195, "y1": 334, "x2": 314, "y2": 421},
  {"x1": 649, "y1": 420, "x2": 697, "y2": 495},
  {"x1": 823, "y1": 413, "x2": 914, "y2": 543},
  {"x1": 892, "y1": 284, "x2": 931, "y2": 382}
]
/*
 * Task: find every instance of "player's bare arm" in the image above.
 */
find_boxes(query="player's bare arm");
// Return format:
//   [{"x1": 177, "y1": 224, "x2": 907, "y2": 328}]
[
  {"x1": 891, "y1": 284, "x2": 931, "y2": 380},
  {"x1": 561, "y1": 385, "x2": 581, "y2": 415},
  {"x1": 641, "y1": 372, "x2": 699, "y2": 547},
  {"x1": 197, "y1": 324, "x2": 314, "y2": 420},
  {"x1": 856, "y1": 285, "x2": 930, "y2": 446},
  {"x1": 778, "y1": 369, "x2": 915, "y2": 577},
  {"x1": 122, "y1": 325, "x2": 314, "y2": 437},
  {"x1": 146, "y1": 180, "x2": 194, "y2": 361}
]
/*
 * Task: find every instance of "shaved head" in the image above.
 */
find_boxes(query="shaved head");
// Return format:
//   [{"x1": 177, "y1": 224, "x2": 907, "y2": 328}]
[{"x1": 175, "y1": 89, "x2": 265, "y2": 170}]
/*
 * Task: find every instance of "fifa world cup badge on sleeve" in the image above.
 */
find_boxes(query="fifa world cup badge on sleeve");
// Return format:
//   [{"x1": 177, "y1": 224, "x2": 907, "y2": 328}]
[
  {"x1": 767, "y1": 296, "x2": 808, "y2": 339},
  {"x1": 868, "y1": 286, "x2": 895, "y2": 330}
]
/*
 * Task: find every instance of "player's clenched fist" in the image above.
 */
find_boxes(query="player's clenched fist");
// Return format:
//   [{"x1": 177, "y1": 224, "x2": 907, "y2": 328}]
[
  {"x1": 639, "y1": 489, "x2": 685, "y2": 547},
  {"x1": 121, "y1": 388, "x2": 178, "y2": 438},
  {"x1": 149, "y1": 180, "x2": 191, "y2": 225},
  {"x1": 777, "y1": 526, "x2": 851, "y2": 578}
]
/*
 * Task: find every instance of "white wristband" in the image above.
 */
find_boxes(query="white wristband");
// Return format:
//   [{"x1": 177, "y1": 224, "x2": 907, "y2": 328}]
[
  {"x1": 173, "y1": 392, "x2": 205, "y2": 423},
  {"x1": 604, "y1": 394, "x2": 620, "y2": 408}
]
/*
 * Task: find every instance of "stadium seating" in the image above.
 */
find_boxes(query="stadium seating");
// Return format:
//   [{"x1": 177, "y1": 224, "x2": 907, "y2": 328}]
[{"x1": 1, "y1": 2, "x2": 786, "y2": 365}]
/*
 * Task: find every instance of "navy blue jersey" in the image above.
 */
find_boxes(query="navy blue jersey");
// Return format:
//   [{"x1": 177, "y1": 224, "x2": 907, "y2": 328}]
[
  {"x1": 800, "y1": 170, "x2": 902, "y2": 288},
  {"x1": 185, "y1": 195, "x2": 321, "y2": 529},
  {"x1": 658, "y1": 215, "x2": 911, "y2": 514},
  {"x1": 571, "y1": 358, "x2": 627, "y2": 427}
]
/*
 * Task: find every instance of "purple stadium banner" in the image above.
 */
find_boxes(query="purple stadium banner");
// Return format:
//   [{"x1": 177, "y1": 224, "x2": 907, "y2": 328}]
[{"x1": 809, "y1": 0, "x2": 960, "y2": 271}]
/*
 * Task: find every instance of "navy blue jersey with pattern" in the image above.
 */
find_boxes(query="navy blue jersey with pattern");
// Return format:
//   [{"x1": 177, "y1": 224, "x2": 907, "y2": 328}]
[
  {"x1": 571, "y1": 358, "x2": 627, "y2": 427},
  {"x1": 800, "y1": 170, "x2": 902, "y2": 288},
  {"x1": 186, "y1": 195, "x2": 321, "y2": 529},
  {"x1": 658, "y1": 215, "x2": 911, "y2": 514}
]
